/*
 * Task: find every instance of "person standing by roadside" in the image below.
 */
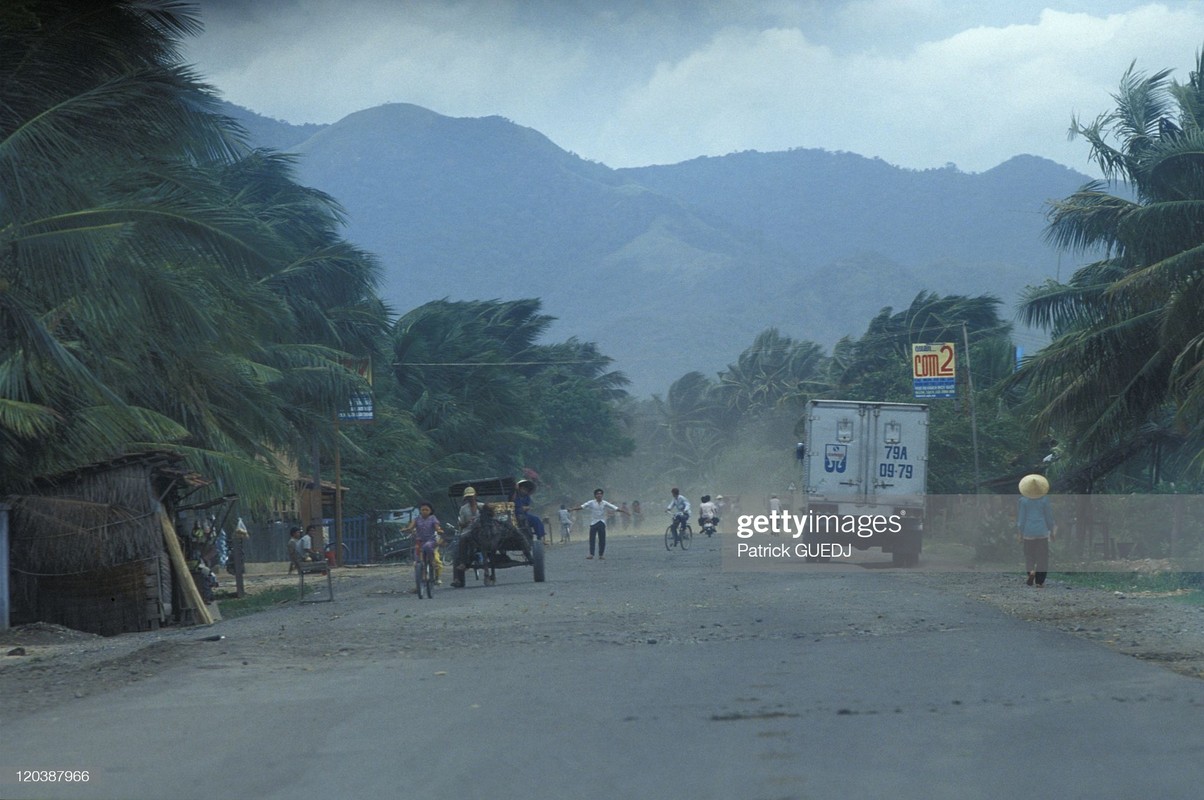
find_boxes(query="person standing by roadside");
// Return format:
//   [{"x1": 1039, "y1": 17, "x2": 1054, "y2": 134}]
[
  {"x1": 572, "y1": 488, "x2": 625, "y2": 560},
  {"x1": 558, "y1": 504, "x2": 572, "y2": 542},
  {"x1": 286, "y1": 526, "x2": 302, "y2": 573},
  {"x1": 1017, "y1": 474, "x2": 1056, "y2": 588}
]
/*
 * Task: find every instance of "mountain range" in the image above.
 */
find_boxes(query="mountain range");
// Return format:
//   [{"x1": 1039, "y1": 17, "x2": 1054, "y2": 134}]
[{"x1": 222, "y1": 101, "x2": 1093, "y2": 395}]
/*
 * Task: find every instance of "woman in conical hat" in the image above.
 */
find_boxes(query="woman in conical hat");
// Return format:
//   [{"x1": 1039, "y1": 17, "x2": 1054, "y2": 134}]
[
  {"x1": 1018, "y1": 473, "x2": 1049, "y2": 499},
  {"x1": 1016, "y1": 474, "x2": 1055, "y2": 587}
]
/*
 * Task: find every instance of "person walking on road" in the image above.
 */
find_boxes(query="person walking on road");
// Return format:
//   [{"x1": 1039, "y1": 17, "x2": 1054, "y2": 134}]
[
  {"x1": 572, "y1": 488, "x2": 625, "y2": 560},
  {"x1": 1017, "y1": 474, "x2": 1056, "y2": 588},
  {"x1": 558, "y1": 504, "x2": 572, "y2": 542}
]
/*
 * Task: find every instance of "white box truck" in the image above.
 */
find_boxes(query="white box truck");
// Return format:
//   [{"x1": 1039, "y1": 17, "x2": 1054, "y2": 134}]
[{"x1": 798, "y1": 400, "x2": 929, "y2": 566}]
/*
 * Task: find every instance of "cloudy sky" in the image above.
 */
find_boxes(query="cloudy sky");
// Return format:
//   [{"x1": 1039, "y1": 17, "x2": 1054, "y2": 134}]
[{"x1": 182, "y1": 1, "x2": 1204, "y2": 174}]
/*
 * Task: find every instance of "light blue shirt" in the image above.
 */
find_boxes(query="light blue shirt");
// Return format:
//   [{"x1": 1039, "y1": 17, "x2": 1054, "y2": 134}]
[{"x1": 1017, "y1": 496, "x2": 1054, "y2": 538}]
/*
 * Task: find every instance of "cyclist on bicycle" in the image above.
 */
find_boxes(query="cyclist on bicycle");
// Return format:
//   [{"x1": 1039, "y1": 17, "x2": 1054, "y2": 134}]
[
  {"x1": 404, "y1": 501, "x2": 444, "y2": 588},
  {"x1": 698, "y1": 494, "x2": 719, "y2": 533},
  {"x1": 666, "y1": 487, "x2": 690, "y2": 544}
]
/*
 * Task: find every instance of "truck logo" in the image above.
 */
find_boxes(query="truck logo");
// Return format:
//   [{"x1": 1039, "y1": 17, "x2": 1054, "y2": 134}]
[{"x1": 824, "y1": 444, "x2": 848, "y2": 473}]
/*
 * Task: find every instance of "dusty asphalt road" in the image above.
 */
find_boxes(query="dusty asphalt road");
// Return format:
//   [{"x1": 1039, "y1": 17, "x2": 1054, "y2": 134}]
[{"x1": 3, "y1": 530, "x2": 1204, "y2": 800}]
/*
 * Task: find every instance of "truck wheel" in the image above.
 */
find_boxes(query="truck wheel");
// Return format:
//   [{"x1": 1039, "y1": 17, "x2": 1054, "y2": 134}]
[{"x1": 532, "y1": 539, "x2": 546, "y2": 582}]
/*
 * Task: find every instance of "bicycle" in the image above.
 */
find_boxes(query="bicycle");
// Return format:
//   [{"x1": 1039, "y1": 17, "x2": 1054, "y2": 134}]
[
  {"x1": 414, "y1": 541, "x2": 436, "y2": 599},
  {"x1": 665, "y1": 512, "x2": 692, "y2": 551}
]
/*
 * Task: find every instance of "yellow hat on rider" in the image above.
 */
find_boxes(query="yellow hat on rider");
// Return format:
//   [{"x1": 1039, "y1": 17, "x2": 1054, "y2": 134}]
[{"x1": 462, "y1": 486, "x2": 477, "y2": 498}]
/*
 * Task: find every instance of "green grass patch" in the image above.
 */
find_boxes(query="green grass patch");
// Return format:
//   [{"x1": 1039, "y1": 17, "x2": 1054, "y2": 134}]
[
  {"x1": 1055, "y1": 571, "x2": 1204, "y2": 604},
  {"x1": 213, "y1": 586, "x2": 298, "y2": 618}
]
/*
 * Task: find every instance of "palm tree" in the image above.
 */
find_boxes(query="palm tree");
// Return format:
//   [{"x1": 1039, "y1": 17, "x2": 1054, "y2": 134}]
[
  {"x1": 384, "y1": 298, "x2": 634, "y2": 492},
  {"x1": 1017, "y1": 50, "x2": 1204, "y2": 482},
  {"x1": 0, "y1": 1, "x2": 387, "y2": 504},
  {"x1": 1, "y1": 1, "x2": 245, "y2": 482},
  {"x1": 716, "y1": 328, "x2": 826, "y2": 417},
  {"x1": 829, "y1": 292, "x2": 1008, "y2": 400}
]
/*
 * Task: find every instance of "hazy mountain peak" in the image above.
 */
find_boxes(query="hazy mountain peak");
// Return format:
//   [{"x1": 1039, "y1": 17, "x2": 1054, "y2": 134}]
[{"x1": 228, "y1": 101, "x2": 1093, "y2": 394}]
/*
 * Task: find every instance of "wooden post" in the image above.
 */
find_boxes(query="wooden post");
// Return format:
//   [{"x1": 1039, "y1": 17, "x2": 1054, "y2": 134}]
[
  {"x1": 157, "y1": 506, "x2": 213, "y2": 626},
  {"x1": 0, "y1": 503, "x2": 10, "y2": 631},
  {"x1": 334, "y1": 415, "x2": 344, "y2": 566},
  {"x1": 233, "y1": 526, "x2": 245, "y2": 599}
]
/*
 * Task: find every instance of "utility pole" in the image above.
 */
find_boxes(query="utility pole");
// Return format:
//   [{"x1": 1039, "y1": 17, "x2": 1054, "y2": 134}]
[
  {"x1": 962, "y1": 322, "x2": 981, "y2": 494},
  {"x1": 334, "y1": 414, "x2": 344, "y2": 566}
]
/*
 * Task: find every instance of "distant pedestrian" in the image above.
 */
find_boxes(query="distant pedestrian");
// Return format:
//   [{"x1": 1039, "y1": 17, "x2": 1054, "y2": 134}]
[
  {"x1": 287, "y1": 526, "x2": 301, "y2": 573},
  {"x1": 1017, "y1": 474, "x2": 1056, "y2": 588},
  {"x1": 620, "y1": 502, "x2": 631, "y2": 529},
  {"x1": 558, "y1": 504, "x2": 572, "y2": 542},
  {"x1": 572, "y1": 488, "x2": 626, "y2": 560}
]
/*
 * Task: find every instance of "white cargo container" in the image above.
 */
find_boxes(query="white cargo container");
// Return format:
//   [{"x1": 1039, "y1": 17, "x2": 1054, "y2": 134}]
[{"x1": 798, "y1": 399, "x2": 929, "y2": 566}]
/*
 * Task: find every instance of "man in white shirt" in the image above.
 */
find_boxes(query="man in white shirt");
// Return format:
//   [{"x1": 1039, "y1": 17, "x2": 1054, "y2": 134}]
[
  {"x1": 666, "y1": 487, "x2": 690, "y2": 545},
  {"x1": 698, "y1": 494, "x2": 719, "y2": 532},
  {"x1": 297, "y1": 526, "x2": 315, "y2": 561},
  {"x1": 572, "y1": 488, "x2": 625, "y2": 560}
]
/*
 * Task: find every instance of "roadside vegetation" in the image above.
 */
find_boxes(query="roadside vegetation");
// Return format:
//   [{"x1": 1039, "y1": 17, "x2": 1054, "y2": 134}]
[
  {"x1": 214, "y1": 586, "x2": 299, "y2": 619},
  {"x1": 1056, "y1": 571, "x2": 1204, "y2": 605}
]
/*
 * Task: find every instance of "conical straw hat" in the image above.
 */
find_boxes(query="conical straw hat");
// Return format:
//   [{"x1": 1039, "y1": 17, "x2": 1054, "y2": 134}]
[{"x1": 1018, "y1": 474, "x2": 1049, "y2": 499}]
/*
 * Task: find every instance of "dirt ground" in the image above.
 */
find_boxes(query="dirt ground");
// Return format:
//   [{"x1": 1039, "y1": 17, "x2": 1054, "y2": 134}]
[
  {"x1": 3, "y1": 530, "x2": 1203, "y2": 721},
  {"x1": 931, "y1": 568, "x2": 1204, "y2": 680}
]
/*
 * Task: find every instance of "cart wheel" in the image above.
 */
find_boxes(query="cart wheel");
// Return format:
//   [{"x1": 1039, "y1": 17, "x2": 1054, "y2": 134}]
[{"x1": 533, "y1": 539, "x2": 546, "y2": 582}]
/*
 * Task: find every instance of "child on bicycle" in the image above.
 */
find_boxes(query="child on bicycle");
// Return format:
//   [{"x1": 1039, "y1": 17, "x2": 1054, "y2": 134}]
[{"x1": 404, "y1": 501, "x2": 445, "y2": 587}]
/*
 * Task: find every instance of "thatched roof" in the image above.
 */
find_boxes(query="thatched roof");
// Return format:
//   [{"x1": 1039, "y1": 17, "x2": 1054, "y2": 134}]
[{"x1": 6, "y1": 451, "x2": 198, "y2": 576}]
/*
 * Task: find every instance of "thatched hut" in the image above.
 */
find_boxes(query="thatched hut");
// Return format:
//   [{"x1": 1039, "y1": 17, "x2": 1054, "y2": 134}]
[{"x1": 6, "y1": 452, "x2": 208, "y2": 636}]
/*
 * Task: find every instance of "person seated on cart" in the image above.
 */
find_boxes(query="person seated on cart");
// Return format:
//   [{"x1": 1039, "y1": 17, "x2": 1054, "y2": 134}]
[
  {"x1": 458, "y1": 486, "x2": 481, "y2": 531},
  {"x1": 451, "y1": 487, "x2": 483, "y2": 588},
  {"x1": 449, "y1": 487, "x2": 480, "y2": 588},
  {"x1": 512, "y1": 478, "x2": 546, "y2": 541}
]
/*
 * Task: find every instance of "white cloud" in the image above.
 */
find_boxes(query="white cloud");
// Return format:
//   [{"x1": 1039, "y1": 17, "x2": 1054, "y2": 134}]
[
  {"x1": 186, "y1": 1, "x2": 1204, "y2": 172},
  {"x1": 575, "y1": 3, "x2": 1204, "y2": 171}
]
